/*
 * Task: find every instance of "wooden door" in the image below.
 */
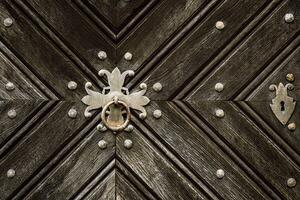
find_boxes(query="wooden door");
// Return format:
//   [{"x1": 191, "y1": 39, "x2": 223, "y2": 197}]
[{"x1": 0, "y1": 0, "x2": 299, "y2": 199}]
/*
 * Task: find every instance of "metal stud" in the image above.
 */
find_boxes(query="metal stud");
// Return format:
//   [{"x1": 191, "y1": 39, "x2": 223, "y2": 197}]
[
  {"x1": 286, "y1": 73, "x2": 295, "y2": 82},
  {"x1": 3, "y1": 18, "x2": 13, "y2": 27},
  {"x1": 216, "y1": 169, "x2": 225, "y2": 179},
  {"x1": 287, "y1": 178, "x2": 297, "y2": 188},
  {"x1": 214, "y1": 83, "x2": 224, "y2": 92},
  {"x1": 7, "y1": 109, "x2": 16, "y2": 119},
  {"x1": 124, "y1": 139, "x2": 133, "y2": 149},
  {"x1": 125, "y1": 124, "x2": 134, "y2": 132},
  {"x1": 139, "y1": 113, "x2": 147, "y2": 119},
  {"x1": 215, "y1": 109, "x2": 225, "y2": 118},
  {"x1": 124, "y1": 52, "x2": 133, "y2": 61},
  {"x1": 67, "y1": 81, "x2": 77, "y2": 90},
  {"x1": 284, "y1": 13, "x2": 294, "y2": 23},
  {"x1": 97, "y1": 51, "x2": 107, "y2": 60},
  {"x1": 5, "y1": 82, "x2": 15, "y2": 91},
  {"x1": 98, "y1": 140, "x2": 107, "y2": 149},
  {"x1": 97, "y1": 123, "x2": 107, "y2": 132},
  {"x1": 139, "y1": 83, "x2": 147, "y2": 90},
  {"x1": 215, "y1": 21, "x2": 225, "y2": 30},
  {"x1": 68, "y1": 108, "x2": 77, "y2": 118},
  {"x1": 153, "y1": 109, "x2": 162, "y2": 119},
  {"x1": 152, "y1": 82, "x2": 162, "y2": 92},
  {"x1": 288, "y1": 123, "x2": 296, "y2": 131},
  {"x1": 7, "y1": 169, "x2": 15, "y2": 178}
]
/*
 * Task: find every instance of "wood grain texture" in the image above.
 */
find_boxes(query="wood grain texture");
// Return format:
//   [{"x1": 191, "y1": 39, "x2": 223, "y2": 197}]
[
  {"x1": 187, "y1": 0, "x2": 300, "y2": 101},
  {"x1": 188, "y1": 101, "x2": 300, "y2": 199},
  {"x1": 141, "y1": 101, "x2": 271, "y2": 200},
  {"x1": 133, "y1": 0, "x2": 269, "y2": 100}
]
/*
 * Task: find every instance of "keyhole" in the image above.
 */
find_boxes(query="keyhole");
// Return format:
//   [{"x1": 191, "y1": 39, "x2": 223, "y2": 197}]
[{"x1": 280, "y1": 101, "x2": 285, "y2": 111}]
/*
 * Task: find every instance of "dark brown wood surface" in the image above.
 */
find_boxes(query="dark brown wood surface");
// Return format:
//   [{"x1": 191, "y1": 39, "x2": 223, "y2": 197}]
[{"x1": 0, "y1": 0, "x2": 299, "y2": 199}]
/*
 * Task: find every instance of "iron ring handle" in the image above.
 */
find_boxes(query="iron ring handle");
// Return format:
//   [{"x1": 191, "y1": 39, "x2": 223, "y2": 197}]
[{"x1": 101, "y1": 100, "x2": 131, "y2": 132}]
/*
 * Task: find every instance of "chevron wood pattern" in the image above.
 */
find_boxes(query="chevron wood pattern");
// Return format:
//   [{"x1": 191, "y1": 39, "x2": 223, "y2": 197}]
[{"x1": 0, "y1": 0, "x2": 299, "y2": 199}]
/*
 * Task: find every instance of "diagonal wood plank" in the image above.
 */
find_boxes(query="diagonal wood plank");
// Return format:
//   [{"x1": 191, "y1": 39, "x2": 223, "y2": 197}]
[{"x1": 188, "y1": 100, "x2": 300, "y2": 199}]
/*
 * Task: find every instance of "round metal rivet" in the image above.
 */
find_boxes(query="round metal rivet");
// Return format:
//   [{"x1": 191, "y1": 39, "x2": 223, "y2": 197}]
[
  {"x1": 139, "y1": 113, "x2": 147, "y2": 119},
  {"x1": 98, "y1": 140, "x2": 107, "y2": 149},
  {"x1": 67, "y1": 81, "x2": 77, "y2": 90},
  {"x1": 124, "y1": 52, "x2": 133, "y2": 61},
  {"x1": 5, "y1": 82, "x2": 15, "y2": 91},
  {"x1": 124, "y1": 139, "x2": 133, "y2": 149},
  {"x1": 68, "y1": 108, "x2": 77, "y2": 118},
  {"x1": 153, "y1": 110, "x2": 162, "y2": 119},
  {"x1": 288, "y1": 123, "x2": 296, "y2": 131},
  {"x1": 7, "y1": 109, "x2": 16, "y2": 119},
  {"x1": 125, "y1": 124, "x2": 134, "y2": 132},
  {"x1": 7, "y1": 169, "x2": 15, "y2": 178},
  {"x1": 215, "y1": 21, "x2": 225, "y2": 30},
  {"x1": 139, "y1": 83, "x2": 147, "y2": 90},
  {"x1": 152, "y1": 82, "x2": 162, "y2": 92},
  {"x1": 284, "y1": 13, "x2": 294, "y2": 23},
  {"x1": 97, "y1": 123, "x2": 107, "y2": 132},
  {"x1": 287, "y1": 178, "x2": 297, "y2": 188},
  {"x1": 97, "y1": 51, "x2": 107, "y2": 60},
  {"x1": 215, "y1": 109, "x2": 225, "y2": 118},
  {"x1": 3, "y1": 18, "x2": 13, "y2": 27},
  {"x1": 214, "y1": 83, "x2": 224, "y2": 92},
  {"x1": 286, "y1": 73, "x2": 295, "y2": 82},
  {"x1": 216, "y1": 169, "x2": 225, "y2": 179}
]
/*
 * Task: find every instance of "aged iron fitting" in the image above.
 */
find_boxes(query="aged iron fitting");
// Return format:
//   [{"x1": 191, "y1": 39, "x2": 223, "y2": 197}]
[
  {"x1": 81, "y1": 68, "x2": 150, "y2": 132},
  {"x1": 269, "y1": 83, "x2": 296, "y2": 125}
]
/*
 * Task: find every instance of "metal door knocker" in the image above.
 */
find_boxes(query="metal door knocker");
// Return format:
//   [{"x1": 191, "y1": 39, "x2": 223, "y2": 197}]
[
  {"x1": 269, "y1": 83, "x2": 296, "y2": 125},
  {"x1": 82, "y1": 68, "x2": 150, "y2": 131}
]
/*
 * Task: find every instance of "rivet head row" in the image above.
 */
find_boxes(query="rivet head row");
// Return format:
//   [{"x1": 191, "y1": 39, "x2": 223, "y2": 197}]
[
  {"x1": 216, "y1": 169, "x2": 225, "y2": 179},
  {"x1": 5, "y1": 82, "x2": 15, "y2": 91},
  {"x1": 7, "y1": 169, "x2": 15, "y2": 178},
  {"x1": 124, "y1": 52, "x2": 133, "y2": 61},
  {"x1": 125, "y1": 124, "x2": 134, "y2": 132},
  {"x1": 98, "y1": 51, "x2": 107, "y2": 60},
  {"x1": 288, "y1": 123, "x2": 296, "y2": 131},
  {"x1": 152, "y1": 82, "x2": 162, "y2": 92},
  {"x1": 97, "y1": 123, "x2": 107, "y2": 132},
  {"x1": 139, "y1": 83, "x2": 147, "y2": 90},
  {"x1": 284, "y1": 13, "x2": 294, "y2": 23},
  {"x1": 7, "y1": 109, "x2": 16, "y2": 119},
  {"x1": 286, "y1": 73, "x2": 295, "y2": 82},
  {"x1": 67, "y1": 81, "x2": 77, "y2": 90},
  {"x1": 153, "y1": 110, "x2": 162, "y2": 119},
  {"x1": 214, "y1": 83, "x2": 224, "y2": 92},
  {"x1": 215, "y1": 21, "x2": 225, "y2": 30},
  {"x1": 215, "y1": 109, "x2": 224, "y2": 118},
  {"x1": 68, "y1": 108, "x2": 77, "y2": 118},
  {"x1": 124, "y1": 139, "x2": 133, "y2": 149},
  {"x1": 287, "y1": 178, "x2": 297, "y2": 188},
  {"x1": 3, "y1": 18, "x2": 13, "y2": 27},
  {"x1": 98, "y1": 140, "x2": 107, "y2": 149}
]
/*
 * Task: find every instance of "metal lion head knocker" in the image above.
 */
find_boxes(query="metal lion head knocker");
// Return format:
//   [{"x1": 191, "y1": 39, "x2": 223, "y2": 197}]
[
  {"x1": 269, "y1": 83, "x2": 296, "y2": 125},
  {"x1": 81, "y1": 68, "x2": 150, "y2": 131}
]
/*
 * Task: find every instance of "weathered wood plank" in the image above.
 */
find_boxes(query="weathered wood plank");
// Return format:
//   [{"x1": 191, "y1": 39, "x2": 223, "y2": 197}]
[
  {"x1": 25, "y1": 124, "x2": 115, "y2": 199},
  {"x1": 130, "y1": 0, "x2": 269, "y2": 100},
  {"x1": 0, "y1": 1, "x2": 96, "y2": 100},
  {"x1": 117, "y1": 0, "x2": 210, "y2": 72},
  {"x1": 0, "y1": 101, "x2": 89, "y2": 199},
  {"x1": 189, "y1": 101, "x2": 300, "y2": 199},
  {"x1": 116, "y1": 126, "x2": 208, "y2": 200},
  {"x1": 116, "y1": 170, "x2": 147, "y2": 200},
  {"x1": 83, "y1": 170, "x2": 115, "y2": 200},
  {"x1": 141, "y1": 101, "x2": 271, "y2": 200},
  {"x1": 0, "y1": 52, "x2": 45, "y2": 100},
  {"x1": 23, "y1": 0, "x2": 115, "y2": 72},
  {"x1": 0, "y1": 100, "x2": 45, "y2": 148},
  {"x1": 187, "y1": 0, "x2": 300, "y2": 100}
]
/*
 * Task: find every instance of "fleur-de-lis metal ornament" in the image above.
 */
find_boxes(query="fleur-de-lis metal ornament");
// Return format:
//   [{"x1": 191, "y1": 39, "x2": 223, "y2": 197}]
[
  {"x1": 81, "y1": 68, "x2": 150, "y2": 131},
  {"x1": 269, "y1": 83, "x2": 296, "y2": 125}
]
